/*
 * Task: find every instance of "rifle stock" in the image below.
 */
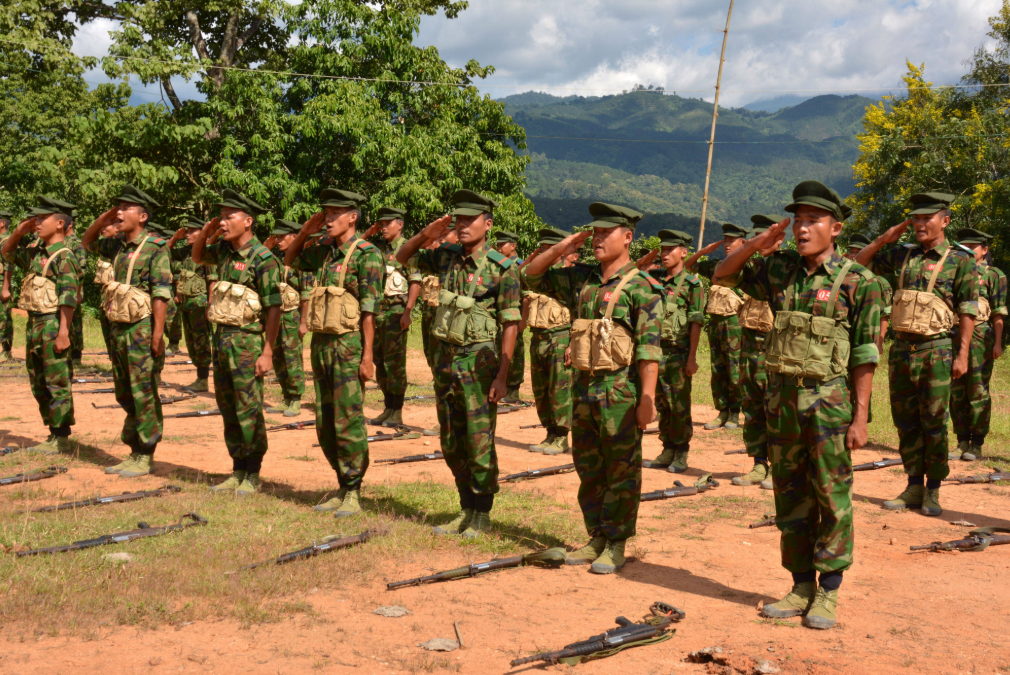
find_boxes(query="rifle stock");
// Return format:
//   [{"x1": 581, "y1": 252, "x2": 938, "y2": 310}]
[
  {"x1": 1, "y1": 466, "x2": 68, "y2": 486},
  {"x1": 500, "y1": 463, "x2": 575, "y2": 483},
  {"x1": 31, "y1": 486, "x2": 182, "y2": 513},
  {"x1": 16, "y1": 512, "x2": 207, "y2": 557},
  {"x1": 375, "y1": 451, "x2": 443, "y2": 464},
  {"x1": 852, "y1": 458, "x2": 903, "y2": 471},
  {"x1": 943, "y1": 472, "x2": 1010, "y2": 484},
  {"x1": 234, "y1": 531, "x2": 373, "y2": 572},
  {"x1": 387, "y1": 548, "x2": 566, "y2": 590}
]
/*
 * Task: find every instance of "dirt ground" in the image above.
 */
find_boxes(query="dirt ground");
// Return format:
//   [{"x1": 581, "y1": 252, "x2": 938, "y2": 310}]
[{"x1": 2, "y1": 343, "x2": 1010, "y2": 675}]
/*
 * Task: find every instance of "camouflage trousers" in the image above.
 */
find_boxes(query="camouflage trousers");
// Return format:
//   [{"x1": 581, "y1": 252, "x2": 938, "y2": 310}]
[
  {"x1": 889, "y1": 341, "x2": 952, "y2": 480},
  {"x1": 272, "y1": 310, "x2": 305, "y2": 401},
  {"x1": 707, "y1": 314, "x2": 741, "y2": 411},
  {"x1": 213, "y1": 327, "x2": 267, "y2": 461},
  {"x1": 0, "y1": 298, "x2": 12, "y2": 351},
  {"x1": 71, "y1": 304, "x2": 83, "y2": 359},
  {"x1": 498, "y1": 328, "x2": 526, "y2": 391},
  {"x1": 98, "y1": 311, "x2": 114, "y2": 359},
  {"x1": 374, "y1": 304, "x2": 409, "y2": 403},
  {"x1": 572, "y1": 368, "x2": 642, "y2": 541},
  {"x1": 180, "y1": 295, "x2": 213, "y2": 369},
  {"x1": 766, "y1": 375, "x2": 854, "y2": 574},
  {"x1": 311, "y1": 331, "x2": 369, "y2": 489},
  {"x1": 26, "y1": 313, "x2": 75, "y2": 431},
  {"x1": 657, "y1": 347, "x2": 692, "y2": 452},
  {"x1": 432, "y1": 341, "x2": 500, "y2": 497},
  {"x1": 741, "y1": 331, "x2": 769, "y2": 459},
  {"x1": 530, "y1": 328, "x2": 573, "y2": 433},
  {"x1": 422, "y1": 305, "x2": 437, "y2": 370},
  {"x1": 951, "y1": 328, "x2": 995, "y2": 444},
  {"x1": 166, "y1": 295, "x2": 182, "y2": 346},
  {"x1": 109, "y1": 318, "x2": 165, "y2": 453}
]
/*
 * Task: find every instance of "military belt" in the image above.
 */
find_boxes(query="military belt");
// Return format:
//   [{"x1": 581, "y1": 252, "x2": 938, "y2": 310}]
[
  {"x1": 775, "y1": 374, "x2": 846, "y2": 388},
  {"x1": 660, "y1": 340, "x2": 688, "y2": 351},
  {"x1": 440, "y1": 340, "x2": 495, "y2": 356},
  {"x1": 891, "y1": 337, "x2": 953, "y2": 352}
]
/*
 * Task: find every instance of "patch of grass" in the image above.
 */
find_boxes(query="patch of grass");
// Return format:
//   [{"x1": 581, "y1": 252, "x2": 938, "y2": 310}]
[{"x1": 286, "y1": 455, "x2": 317, "y2": 462}]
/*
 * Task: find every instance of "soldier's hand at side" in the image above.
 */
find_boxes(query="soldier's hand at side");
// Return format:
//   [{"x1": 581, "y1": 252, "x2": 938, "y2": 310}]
[
  {"x1": 993, "y1": 342, "x2": 1003, "y2": 360},
  {"x1": 399, "y1": 310, "x2": 412, "y2": 331},
  {"x1": 254, "y1": 352, "x2": 272, "y2": 377},
  {"x1": 0, "y1": 289, "x2": 8, "y2": 302},
  {"x1": 359, "y1": 354, "x2": 375, "y2": 382},
  {"x1": 636, "y1": 395, "x2": 657, "y2": 430},
  {"x1": 55, "y1": 332, "x2": 70, "y2": 353},
  {"x1": 299, "y1": 321, "x2": 308, "y2": 339},
  {"x1": 174, "y1": 294, "x2": 181, "y2": 304},
  {"x1": 152, "y1": 334, "x2": 165, "y2": 357},
  {"x1": 564, "y1": 345, "x2": 572, "y2": 366},
  {"x1": 880, "y1": 219, "x2": 911, "y2": 245},
  {"x1": 845, "y1": 419, "x2": 868, "y2": 451},
  {"x1": 952, "y1": 354, "x2": 969, "y2": 379},
  {"x1": 686, "y1": 355, "x2": 699, "y2": 376},
  {"x1": 488, "y1": 375, "x2": 507, "y2": 404}
]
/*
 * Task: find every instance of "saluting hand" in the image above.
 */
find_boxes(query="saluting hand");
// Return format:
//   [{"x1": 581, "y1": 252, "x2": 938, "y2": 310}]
[
  {"x1": 362, "y1": 222, "x2": 382, "y2": 239},
  {"x1": 301, "y1": 212, "x2": 325, "y2": 236},
  {"x1": 263, "y1": 234, "x2": 277, "y2": 250},
  {"x1": 636, "y1": 248, "x2": 660, "y2": 270},
  {"x1": 92, "y1": 207, "x2": 117, "y2": 230},
  {"x1": 698, "y1": 240, "x2": 722, "y2": 256},
  {"x1": 420, "y1": 214, "x2": 452, "y2": 242},
  {"x1": 880, "y1": 219, "x2": 912, "y2": 245},
  {"x1": 752, "y1": 218, "x2": 790, "y2": 253}
]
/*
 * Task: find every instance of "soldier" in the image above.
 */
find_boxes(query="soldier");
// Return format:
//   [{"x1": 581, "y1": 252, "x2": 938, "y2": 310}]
[
  {"x1": 526, "y1": 227, "x2": 575, "y2": 456},
  {"x1": 949, "y1": 227, "x2": 1006, "y2": 461},
  {"x1": 363, "y1": 207, "x2": 422, "y2": 428},
  {"x1": 714, "y1": 180, "x2": 883, "y2": 630},
  {"x1": 166, "y1": 215, "x2": 215, "y2": 391},
  {"x1": 416, "y1": 222, "x2": 457, "y2": 437},
  {"x1": 264, "y1": 219, "x2": 307, "y2": 417},
  {"x1": 1, "y1": 197, "x2": 82, "y2": 453},
  {"x1": 686, "y1": 222, "x2": 750, "y2": 429},
  {"x1": 731, "y1": 216, "x2": 781, "y2": 488},
  {"x1": 0, "y1": 210, "x2": 14, "y2": 362},
  {"x1": 495, "y1": 230, "x2": 526, "y2": 403},
  {"x1": 640, "y1": 230, "x2": 705, "y2": 473},
  {"x1": 63, "y1": 214, "x2": 88, "y2": 367},
  {"x1": 524, "y1": 202, "x2": 662, "y2": 574},
  {"x1": 396, "y1": 190, "x2": 521, "y2": 538},
  {"x1": 286, "y1": 189, "x2": 382, "y2": 517},
  {"x1": 149, "y1": 221, "x2": 183, "y2": 364},
  {"x1": 855, "y1": 192, "x2": 979, "y2": 517}
]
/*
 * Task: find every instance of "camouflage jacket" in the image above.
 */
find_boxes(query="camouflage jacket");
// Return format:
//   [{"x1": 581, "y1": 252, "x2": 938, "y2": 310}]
[
  {"x1": 171, "y1": 244, "x2": 217, "y2": 283},
  {"x1": 524, "y1": 259, "x2": 663, "y2": 365},
  {"x1": 89, "y1": 228, "x2": 173, "y2": 303},
  {"x1": 662, "y1": 267, "x2": 706, "y2": 351},
  {"x1": 414, "y1": 239, "x2": 522, "y2": 326},
  {"x1": 3, "y1": 239, "x2": 82, "y2": 314},
  {"x1": 377, "y1": 235, "x2": 422, "y2": 309},
  {"x1": 291, "y1": 234, "x2": 383, "y2": 313},
  {"x1": 976, "y1": 264, "x2": 1008, "y2": 339},
  {"x1": 694, "y1": 258, "x2": 744, "y2": 299},
  {"x1": 273, "y1": 251, "x2": 309, "y2": 302},
  {"x1": 64, "y1": 234, "x2": 88, "y2": 279},
  {"x1": 201, "y1": 237, "x2": 282, "y2": 333}
]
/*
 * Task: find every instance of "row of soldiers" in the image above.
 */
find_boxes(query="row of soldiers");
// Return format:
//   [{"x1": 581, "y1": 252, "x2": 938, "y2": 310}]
[{"x1": 1, "y1": 180, "x2": 1001, "y2": 633}]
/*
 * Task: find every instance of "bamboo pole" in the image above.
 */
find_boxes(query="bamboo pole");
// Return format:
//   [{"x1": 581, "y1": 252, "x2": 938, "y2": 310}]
[{"x1": 697, "y1": 0, "x2": 735, "y2": 248}]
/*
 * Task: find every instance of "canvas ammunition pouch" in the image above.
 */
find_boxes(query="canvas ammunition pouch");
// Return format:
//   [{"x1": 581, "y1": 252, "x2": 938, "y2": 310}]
[
  {"x1": 432, "y1": 257, "x2": 497, "y2": 346},
  {"x1": 103, "y1": 235, "x2": 154, "y2": 324},
  {"x1": 570, "y1": 269, "x2": 639, "y2": 373},
  {"x1": 279, "y1": 267, "x2": 301, "y2": 313},
  {"x1": 738, "y1": 294, "x2": 774, "y2": 332},
  {"x1": 177, "y1": 269, "x2": 207, "y2": 298},
  {"x1": 526, "y1": 292, "x2": 571, "y2": 330},
  {"x1": 207, "y1": 281, "x2": 262, "y2": 327},
  {"x1": 18, "y1": 248, "x2": 70, "y2": 314},
  {"x1": 420, "y1": 275, "x2": 440, "y2": 307},
  {"x1": 706, "y1": 284, "x2": 744, "y2": 316},
  {"x1": 977, "y1": 296, "x2": 991, "y2": 323},
  {"x1": 94, "y1": 260, "x2": 114, "y2": 287},
  {"x1": 307, "y1": 242, "x2": 362, "y2": 335},
  {"x1": 384, "y1": 263, "x2": 408, "y2": 297},
  {"x1": 660, "y1": 274, "x2": 689, "y2": 342},
  {"x1": 891, "y1": 248, "x2": 955, "y2": 336},
  {"x1": 764, "y1": 260, "x2": 853, "y2": 382}
]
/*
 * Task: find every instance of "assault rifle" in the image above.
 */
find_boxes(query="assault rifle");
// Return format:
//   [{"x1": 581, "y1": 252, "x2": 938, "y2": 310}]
[
  {"x1": 2, "y1": 446, "x2": 19, "y2": 456},
  {"x1": 233, "y1": 531, "x2": 373, "y2": 573},
  {"x1": 165, "y1": 360, "x2": 194, "y2": 365},
  {"x1": 16, "y1": 512, "x2": 207, "y2": 557},
  {"x1": 164, "y1": 409, "x2": 221, "y2": 419},
  {"x1": 92, "y1": 394, "x2": 195, "y2": 410},
  {"x1": 31, "y1": 485, "x2": 182, "y2": 513},
  {"x1": 641, "y1": 475, "x2": 719, "y2": 502},
  {"x1": 519, "y1": 423, "x2": 544, "y2": 430},
  {"x1": 509, "y1": 602, "x2": 684, "y2": 667},
  {"x1": 910, "y1": 527, "x2": 1010, "y2": 553},
  {"x1": 78, "y1": 388, "x2": 116, "y2": 395},
  {"x1": 943, "y1": 472, "x2": 1010, "y2": 484},
  {"x1": 375, "y1": 451, "x2": 443, "y2": 464},
  {"x1": 72, "y1": 377, "x2": 114, "y2": 384},
  {"x1": 267, "y1": 420, "x2": 315, "y2": 432},
  {"x1": 749, "y1": 515, "x2": 776, "y2": 528},
  {"x1": 1, "y1": 466, "x2": 67, "y2": 486},
  {"x1": 853, "y1": 458, "x2": 903, "y2": 471},
  {"x1": 403, "y1": 395, "x2": 437, "y2": 402},
  {"x1": 316, "y1": 428, "x2": 424, "y2": 449},
  {"x1": 724, "y1": 449, "x2": 747, "y2": 455},
  {"x1": 500, "y1": 463, "x2": 575, "y2": 483},
  {"x1": 387, "y1": 548, "x2": 566, "y2": 590}
]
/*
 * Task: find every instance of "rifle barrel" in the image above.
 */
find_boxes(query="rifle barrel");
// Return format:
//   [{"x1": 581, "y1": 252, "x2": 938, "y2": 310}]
[
  {"x1": 500, "y1": 464, "x2": 575, "y2": 483},
  {"x1": 0, "y1": 466, "x2": 68, "y2": 486},
  {"x1": 387, "y1": 555, "x2": 525, "y2": 590},
  {"x1": 16, "y1": 512, "x2": 207, "y2": 557},
  {"x1": 852, "y1": 458, "x2": 903, "y2": 471},
  {"x1": 640, "y1": 487, "x2": 699, "y2": 502},
  {"x1": 31, "y1": 486, "x2": 182, "y2": 513},
  {"x1": 236, "y1": 531, "x2": 372, "y2": 572},
  {"x1": 375, "y1": 452, "x2": 443, "y2": 464}
]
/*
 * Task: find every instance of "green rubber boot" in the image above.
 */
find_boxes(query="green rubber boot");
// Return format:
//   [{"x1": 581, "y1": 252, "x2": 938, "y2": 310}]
[
  {"x1": 667, "y1": 450, "x2": 689, "y2": 474},
  {"x1": 566, "y1": 535, "x2": 608, "y2": 565},
  {"x1": 529, "y1": 432, "x2": 554, "y2": 453},
  {"x1": 27, "y1": 435, "x2": 58, "y2": 455},
  {"x1": 723, "y1": 410, "x2": 740, "y2": 430},
  {"x1": 284, "y1": 400, "x2": 302, "y2": 418},
  {"x1": 422, "y1": 424, "x2": 440, "y2": 437},
  {"x1": 760, "y1": 478, "x2": 774, "y2": 490},
  {"x1": 211, "y1": 471, "x2": 246, "y2": 492},
  {"x1": 950, "y1": 440, "x2": 969, "y2": 460},
  {"x1": 643, "y1": 447, "x2": 675, "y2": 469},
  {"x1": 54, "y1": 437, "x2": 72, "y2": 454},
  {"x1": 185, "y1": 378, "x2": 209, "y2": 393},
  {"x1": 334, "y1": 489, "x2": 362, "y2": 518},
  {"x1": 380, "y1": 409, "x2": 403, "y2": 428},
  {"x1": 732, "y1": 462, "x2": 769, "y2": 486},
  {"x1": 314, "y1": 488, "x2": 347, "y2": 511},
  {"x1": 882, "y1": 484, "x2": 925, "y2": 511},
  {"x1": 461, "y1": 511, "x2": 491, "y2": 540},
  {"x1": 0, "y1": 350, "x2": 11, "y2": 363},
  {"x1": 105, "y1": 454, "x2": 138, "y2": 474},
  {"x1": 501, "y1": 389, "x2": 524, "y2": 405},
  {"x1": 590, "y1": 539, "x2": 626, "y2": 574},
  {"x1": 164, "y1": 345, "x2": 175, "y2": 357},
  {"x1": 921, "y1": 487, "x2": 942, "y2": 517},
  {"x1": 236, "y1": 473, "x2": 261, "y2": 497},
  {"x1": 704, "y1": 411, "x2": 729, "y2": 430},
  {"x1": 433, "y1": 509, "x2": 473, "y2": 535},
  {"x1": 267, "y1": 400, "x2": 292, "y2": 414},
  {"x1": 542, "y1": 434, "x2": 569, "y2": 456},
  {"x1": 961, "y1": 442, "x2": 982, "y2": 462},
  {"x1": 119, "y1": 454, "x2": 153, "y2": 478},
  {"x1": 369, "y1": 408, "x2": 392, "y2": 425},
  {"x1": 802, "y1": 587, "x2": 838, "y2": 629},
  {"x1": 761, "y1": 581, "x2": 816, "y2": 618}
]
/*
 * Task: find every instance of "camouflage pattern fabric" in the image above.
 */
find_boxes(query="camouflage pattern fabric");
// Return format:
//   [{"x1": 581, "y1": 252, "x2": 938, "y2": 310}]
[
  {"x1": 530, "y1": 329, "x2": 572, "y2": 433},
  {"x1": 0, "y1": 298, "x2": 13, "y2": 352},
  {"x1": 740, "y1": 329, "x2": 769, "y2": 458},
  {"x1": 695, "y1": 258, "x2": 742, "y2": 411},
  {"x1": 657, "y1": 268, "x2": 705, "y2": 452},
  {"x1": 270, "y1": 258, "x2": 305, "y2": 401},
  {"x1": 421, "y1": 304, "x2": 437, "y2": 369},
  {"x1": 724, "y1": 249, "x2": 883, "y2": 574},
  {"x1": 172, "y1": 247, "x2": 215, "y2": 369},
  {"x1": 373, "y1": 235, "x2": 421, "y2": 403},
  {"x1": 503, "y1": 327, "x2": 526, "y2": 390},
  {"x1": 166, "y1": 252, "x2": 183, "y2": 345},
  {"x1": 525, "y1": 260, "x2": 663, "y2": 540},
  {"x1": 201, "y1": 237, "x2": 283, "y2": 334},
  {"x1": 65, "y1": 234, "x2": 87, "y2": 358}
]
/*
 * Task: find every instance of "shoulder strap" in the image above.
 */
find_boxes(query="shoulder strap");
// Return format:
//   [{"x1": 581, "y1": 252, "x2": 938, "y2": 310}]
[
  {"x1": 824, "y1": 260, "x2": 855, "y2": 320},
  {"x1": 669, "y1": 272, "x2": 688, "y2": 303},
  {"x1": 125, "y1": 235, "x2": 151, "y2": 286},
  {"x1": 41, "y1": 247, "x2": 71, "y2": 277},
  {"x1": 783, "y1": 266, "x2": 800, "y2": 310},
  {"x1": 283, "y1": 265, "x2": 290, "y2": 284},
  {"x1": 604, "y1": 269, "x2": 641, "y2": 320},
  {"x1": 465, "y1": 256, "x2": 491, "y2": 298},
  {"x1": 897, "y1": 248, "x2": 913, "y2": 290},
  {"x1": 925, "y1": 246, "x2": 952, "y2": 294},
  {"x1": 336, "y1": 239, "x2": 361, "y2": 289}
]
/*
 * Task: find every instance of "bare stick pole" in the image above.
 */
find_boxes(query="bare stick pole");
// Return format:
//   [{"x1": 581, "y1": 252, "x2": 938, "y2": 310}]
[{"x1": 697, "y1": 0, "x2": 735, "y2": 248}]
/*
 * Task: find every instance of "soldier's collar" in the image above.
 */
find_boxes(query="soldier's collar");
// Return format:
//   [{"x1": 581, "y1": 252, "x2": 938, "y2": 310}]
[
  {"x1": 920, "y1": 237, "x2": 950, "y2": 256},
  {"x1": 124, "y1": 229, "x2": 151, "y2": 247},
  {"x1": 333, "y1": 233, "x2": 360, "y2": 254},
  {"x1": 594, "y1": 259, "x2": 638, "y2": 284},
  {"x1": 461, "y1": 239, "x2": 492, "y2": 264},
  {"x1": 235, "y1": 236, "x2": 259, "y2": 258}
]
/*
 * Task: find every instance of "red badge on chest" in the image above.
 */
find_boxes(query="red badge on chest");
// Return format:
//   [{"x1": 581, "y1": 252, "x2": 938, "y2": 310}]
[
  {"x1": 816, "y1": 289, "x2": 832, "y2": 301},
  {"x1": 602, "y1": 292, "x2": 613, "y2": 302},
  {"x1": 466, "y1": 273, "x2": 483, "y2": 284},
  {"x1": 233, "y1": 262, "x2": 246, "y2": 271},
  {"x1": 926, "y1": 263, "x2": 937, "y2": 271},
  {"x1": 335, "y1": 264, "x2": 343, "y2": 273}
]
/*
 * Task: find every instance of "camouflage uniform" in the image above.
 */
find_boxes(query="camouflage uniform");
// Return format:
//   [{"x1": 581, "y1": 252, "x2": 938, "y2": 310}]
[
  {"x1": 65, "y1": 234, "x2": 87, "y2": 362},
  {"x1": 724, "y1": 250, "x2": 883, "y2": 574},
  {"x1": 373, "y1": 235, "x2": 421, "y2": 409},
  {"x1": 870, "y1": 239, "x2": 979, "y2": 480},
  {"x1": 291, "y1": 234, "x2": 382, "y2": 488},
  {"x1": 171, "y1": 245, "x2": 215, "y2": 376},
  {"x1": 502, "y1": 252, "x2": 526, "y2": 394},
  {"x1": 657, "y1": 268, "x2": 705, "y2": 454},
  {"x1": 272, "y1": 259, "x2": 306, "y2": 403},
  {"x1": 528, "y1": 259, "x2": 574, "y2": 437},
  {"x1": 525, "y1": 261, "x2": 662, "y2": 541},
  {"x1": 90, "y1": 230, "x2": 174, "y2": 454},
  {"x1": 0, "y1": 237, "x2": 13, "y2": 355},
  {"x1": 740, "y1": 323, "x2": 769, "y2": 458},
  {"x1": 165, "y1": 249, "x2": 184, "y2": 348},
  {"x1": 695, "y1": 258, "x2": 743, "y2": 413}
]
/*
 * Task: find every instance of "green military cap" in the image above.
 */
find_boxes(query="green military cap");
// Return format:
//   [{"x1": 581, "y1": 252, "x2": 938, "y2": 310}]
[
  {"x1": 658, "y1": 229, "x2": 693, "y2": 247},
  {"x1": 185, "y1": 214, "x2": 206, "y2": 229},
  {"x1": 721, "y1": 222, "x2": 750, "y2": 238},
  {"x1": 846, "y1": 233, "x2": 873, "y2": 250},
  {"x1": 149, "y1": 222, "x2": 175, "y2": 238},
  {"x1": 216, "y1": 188, "x2": 267, "y2": 216},
  {"x1": 957, "y1": 227, "x2": 993, "y2": 245},
  {"x1": 538, "y1": 227, "x2": 569, "y2": 246},
  {"x1": 30, "y1": 196, "x2": 77, "y2": 216},
  {"x1": 448, "y1": 215, "x2": 456, "y2": 230},
  {"x1": 495, "y1": 230, "x2": 519, "y2": 244},
  {"x1": 115, "y1": 184, "x2": 161, "y2": 212},
  {"x1": 271, "y1": 219, "x2": 301, "y2": 236},
  {"x1": 451, "y1": 189, "x2": 497, "y2": 217},
  {"x1": 0, "y1": 210, "x2": 12, "y2": 220},
  {"x1": 909, "y1": 191, "x2": 955, "y2": 216},
  {"x1": 375, "y1": 206, "x2": 406, "y2": 222},
  {"x1": 587, "y1": 202, "x2": 642, "y2": 229},
  {"x1": 750, "y1": 214, "x2": 779, "y2": 234},
  {"x1": 785, "y1": 180, "x2": 852, "y2": 222},
  {"x1": 319, "y1": 188, "x2": 366, "y2": 209}
]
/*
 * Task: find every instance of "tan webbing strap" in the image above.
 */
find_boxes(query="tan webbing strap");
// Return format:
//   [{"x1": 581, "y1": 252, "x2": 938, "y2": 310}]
[
  {"x1": 668, "y1": 272, "x2": 688, "y2": 304},
  {"x1": 824, "y1": 260, "x2": 855, "y2": 320},
  {"x1": 465, "y1": 256, "x2": 491, "y2": 298},
  {"x1": 40, "y1": 247, "x2": 70, "y2": 277},
  {"x1": 336, "y1": 238, "x2": 362, "y2": 289},
  {"x1": 123, "y1": 234, "x2": 151, "y2": 286},
  {"x1": 283, "y1": 265, "x2": 290, "y2": 284},
  {"x1": 897, "y1": 249, "x2": 913, "y2": 290},
  {"x1": 604, "y1": 269, "x2": 642, "y2": 320},
  {"x1": 925, "y1": 247, "x2": 952, "y2": 294}
]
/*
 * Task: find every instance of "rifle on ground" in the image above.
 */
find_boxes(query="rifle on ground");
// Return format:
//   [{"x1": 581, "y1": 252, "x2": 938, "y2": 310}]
[
  {"x1": 72, "y1": 377, "x2": 114, "y2": 384},
  {"x1": 267, "y1": 420, "x2": 316, "y2": 432},
  {"x1": 374, "y1": 450, "x2": 443, "y2": 464},
  {"x1": 509, "y1": 602, "x2": 684, "y2": 667},
  {"x1": 31, "y1": 485, "x2": 182, "y2": 513},
  {"x1": 92, "y1": 394, "x2": 196, "y2": 410},
  {"x1": 17, "y1": 512, "x2": 207, "y2": 557},
  {"x1": 641, "y1": 475, "x2": 719, "y2": 502},
  {"x1": 497, "y1": 404, "x2": 528, "y2": 416},
  {"x1": 165, "y1": 360, "x2": 194, "y2": 365},
  {"x1": 749, "y1": 515, "x2": 775, "y2": 528},
  {"x1": 853, "y1": 458, "x2": 903, "y2": 471},
  {"x1": 316, "y1": 428, "x2": 424, "y2": 449},
  {"x1": 78, "y1": 388, "x2": 117, "y2": 395},
  {"x1": 910, "y1": 527, "x2": 1010, "y2": 553},
  {"x1": 1, "y1": 466, "x2": 68, "y2": 486},
  {"x1": 520, "y1": 423, "x2": 544, "y2": 430},
  {"x1": 724, "y1": 449, "x2": 747, "y2": 455},
  {"x1": 404, "y1": 395, "x2": 437, "y2": 402},
  {"x1": 232, "y1": 531, "x2": 373, "y2": 573},
  {"x1": 2, "y1": 446, "x2": 19, "y2": 456},
  {"x1": 643, "y1": 428, "x2": 659, "y2": 435},
  {"x1": 387, "y1": 548, "x2": 567, "y2": 590},
  {"x1": 164, "y1": 409, "x2": 221, "y2": 419},
  {"x1": 943, "y1": 472, "x2": 1010, "y2": 484},
  {"x1": 500, "y1": 463, "x2": 575, "y2": 483}
]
